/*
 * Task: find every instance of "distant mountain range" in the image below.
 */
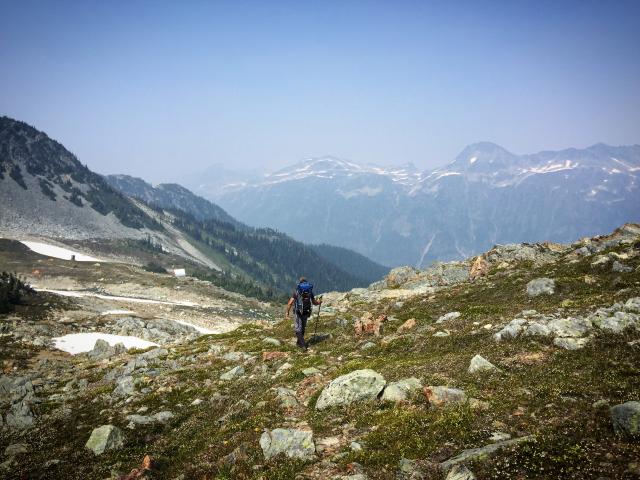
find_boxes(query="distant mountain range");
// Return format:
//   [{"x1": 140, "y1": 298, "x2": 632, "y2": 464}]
[
  {"x1": 105, "y1": 174, "x2": 240, "y2": 226},
  {"x1": 193, "y1": 143, "x2": 640, "y2": 267},
  {"x1": 0, "y1": 116, "x2": 388, "y2": 297},
  {"x1": 104, "y1": 173, "x2": 388, "y2": 287}
]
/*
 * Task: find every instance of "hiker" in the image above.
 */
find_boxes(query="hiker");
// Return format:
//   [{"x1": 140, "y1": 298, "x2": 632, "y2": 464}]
[{"x1": 286, "y1": 277, "x2": 322, "y2": 350}]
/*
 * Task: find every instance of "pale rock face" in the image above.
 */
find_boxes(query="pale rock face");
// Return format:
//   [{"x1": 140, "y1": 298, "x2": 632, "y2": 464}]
[
  {"x1": 493, "y1": 318, "x2": 526, "y2": 341},
  {"x1": 469, "y1": 255, "x2": 489, "y2": 281},
  {"x1": 553, "y1": 337, "x2": 590, "y2": 350},
  {"x1": 262, "y1": 337, "x2": 281, "y2": 347},
  {"x1": 524, "y1": 322, "x2": 551, "y2": 336},
  {"x1": 526, "y1": 278, "x2": 555, "y2": 297},
  {"x1": 259, "y1": 428, "x2": 315, "y2": 460},
  {"x1": 437, "y1": 311, "x2": 461, "y2": 324},
  {"x1": 397, "y1": 457, "x2": 425, "y2": 479},
  {"x1": 612, "y1": 260, "x2": 633, "y2": 273},
  {"x1": 600, "y1": 312, "x2": 639, "y2": 333},
  {"x1": 85, "y1": 425, "x2": 124, "y2": 455},
  {"x1": 315, "y1": 369, "x2": 386, "y2": 410},
  {"x1": 381, "y1": 377, "x2": 423, "y2": 402},
  {"x1": 0, "y1": 376, "x2": 34, "y2": 404},
  {"x1": 446, "y1": 464, "x2": 477, "y2": 480},
  {"x1": 424, "y1": 386, "x2": 467, "y2": 407},
  {"x1": 5, "y1": 401, "x2": 34, "y2": 429},
  {"x1": 397, "y1": 318, "x2": 417, "y2": 333},
  {"x1": 468, "y1": 355, "x2": 497, "y2": 374},
  {"x1": 386, "y1": 266, "x2": 419, "y2": 288},
  {"x1": 610, "y1": 401, "x2": 640, "y2": 438},
  {"x1": 220, "y1": 365, "x2": 245, "y2": 381},
  {"x1": 112, "y1": 376, "x2": 135, "y2": 398},
  {"x1": 547, "y1": 317, "x2": 592, "y2": 337},
  {"x1": 625, "y1": 297, "x2": 640, "y2": 313}
]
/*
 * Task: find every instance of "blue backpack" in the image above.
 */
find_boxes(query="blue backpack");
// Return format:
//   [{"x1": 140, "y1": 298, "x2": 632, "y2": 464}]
[{"x1": 295, "y1": 281, "x2": 313, "y2": 315}]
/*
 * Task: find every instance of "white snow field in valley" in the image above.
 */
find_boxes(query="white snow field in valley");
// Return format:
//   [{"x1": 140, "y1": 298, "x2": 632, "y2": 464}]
[
  {"x1": 52, "y1": 332, "x2": 158, "y2": 355},
  {"x1": 171, "y1": 318, "x2": 216, "y2": 334},
  {"x1": 20, "y1": 240, "x2": 102, "y2": 262},
  {"x1": 101, "y1": 309, "x2": 135, "y2": 315}
]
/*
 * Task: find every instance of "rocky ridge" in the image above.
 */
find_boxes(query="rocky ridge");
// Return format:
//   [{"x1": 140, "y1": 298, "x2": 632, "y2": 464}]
[{"x1": 1, "y1": 224, "x2": 639, "y2": 478}]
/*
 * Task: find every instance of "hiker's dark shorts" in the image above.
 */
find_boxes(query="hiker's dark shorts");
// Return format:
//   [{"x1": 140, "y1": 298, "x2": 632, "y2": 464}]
[{"x1": 294, "y1": 311, "x2": 309, "y2": 334}]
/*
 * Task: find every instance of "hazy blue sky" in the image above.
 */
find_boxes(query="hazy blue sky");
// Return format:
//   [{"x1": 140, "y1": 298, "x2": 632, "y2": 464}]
[{"x1": 1, "y1": 0, "x2": 639, "y2": 182}]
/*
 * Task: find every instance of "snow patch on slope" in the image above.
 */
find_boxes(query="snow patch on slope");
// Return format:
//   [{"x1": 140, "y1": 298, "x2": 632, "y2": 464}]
[
  {"x1": 20, "y1": 241, "x2": 102, "y2": 262},
  {"x1": 53, "y1": 332, "x2": 157, "y2": 355}
]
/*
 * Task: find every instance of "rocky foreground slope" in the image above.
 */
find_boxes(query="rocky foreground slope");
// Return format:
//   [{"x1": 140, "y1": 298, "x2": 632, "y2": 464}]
[{"x1": 1, "y1": 225, "x2": 640, "y2": 479}]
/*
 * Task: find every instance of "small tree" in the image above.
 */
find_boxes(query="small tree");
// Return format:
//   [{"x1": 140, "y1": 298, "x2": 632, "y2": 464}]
[{"x1": 0, "y1": 272, "x2": 35, "y2": 313}]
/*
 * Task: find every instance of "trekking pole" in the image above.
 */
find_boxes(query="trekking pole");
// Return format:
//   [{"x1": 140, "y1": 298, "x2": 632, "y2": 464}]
[{"x1": 312, "y1": 296, "x2": 322, "y2": 338}]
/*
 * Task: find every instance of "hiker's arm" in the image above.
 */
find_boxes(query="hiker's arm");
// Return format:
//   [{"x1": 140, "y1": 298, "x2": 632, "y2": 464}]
[
  {"x1": 313, "y1": 295, "x2": 323, "y2": 305},
  {"x1": 285, "y1": 298, "x2": 294, "y2": 317}
]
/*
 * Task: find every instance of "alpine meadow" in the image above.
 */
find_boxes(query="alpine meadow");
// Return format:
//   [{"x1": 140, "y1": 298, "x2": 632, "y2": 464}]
[{"x1": 1, "y1": 2, "x2": 639, "y2": 480}]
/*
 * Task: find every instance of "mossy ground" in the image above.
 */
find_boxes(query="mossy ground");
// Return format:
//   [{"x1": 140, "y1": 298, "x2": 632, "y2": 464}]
[{"x1": 2, "y1": 245, "x2": 640, "y2": 479}]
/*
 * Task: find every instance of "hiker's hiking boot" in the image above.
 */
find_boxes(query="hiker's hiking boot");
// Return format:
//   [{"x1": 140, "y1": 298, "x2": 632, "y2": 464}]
[{"x1": 296, "y1": 333, "x2": 308, "y2": 351}]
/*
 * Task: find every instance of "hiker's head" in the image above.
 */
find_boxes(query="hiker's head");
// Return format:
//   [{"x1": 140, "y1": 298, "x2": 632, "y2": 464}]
[{"x1": 299, "y1": 276, "x2": 307, "y2": 283}]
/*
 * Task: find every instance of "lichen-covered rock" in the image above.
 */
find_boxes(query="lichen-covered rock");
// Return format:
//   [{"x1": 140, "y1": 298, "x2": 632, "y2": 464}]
[
  {"x1": 262, "y1": 337, "x2": 282, "y2": 347},
  {"x1": 397, "y1": 318, "x2": 417, "y2": 333},
  {"x1": 85, "y1": 425, "x2": 124, "y2": 455},
  {"x1": 524, "y1": 322, "x2": 551, "y2": 336},
  {"x1": 445, "y1": 464, "x2": 476, "y2": 480},
  {"x1": 385, "y1": 266, "x2": 419, "y2": 288},
  {"x1": 259, "y1": 428, "x2": 315, "y2": 460},
  {"x1": 0, "y1": 376, "x2": 34, "y2": 403},
  {"x1": 613, "y1": 261, "x2": 633, "y2": 273},
  {"x1": 112, "y1": 375, "x2": 135, "y2": 398},
  {"x1": 493, "y1": 318, "x2": 526, "y2": 341},
  {"x1": 469, "y1": 255, "x2": 489, "y2": 281},
  {"x1": 468, "y1": 355, "x2": 497, "y2": 374},
  {"x1": 302, "y1": 367, "x2": 321, "y2": 377},
  {"x1": 397, "y1": 457, "x2": 426, "y2": 479},
  {"x1": 547, "y1": 317, "x2": 591, "y2": 337},
  {"x1": 153, "y1": 411, "x2": 175, "y2": 424},
  {"x1": 610, "y1": 401, "x2": 640, "y2": 438},
  {"x1": 138, "y1": 347, "x2": 168, "y2": 360},
  {"x1": 316, "y1": 369, "x2": 386, "y2": 410},
  {"x1": 423, "y1": 386, "x2": 467, "y2": 407},
  {"x1": 439, "y1": 437, "x2": 532, "y2": 471},
  {"x1": 625, "y1": 297, "x2": 640, "y2": 313},
  {"x1": 599, "y1": 312, "x2": 639, "y2": 333},
  {"x1": 275, "y1": 387, "x2": 298, "y2": 409},
  {"x1": 355, "y1": 313, "x2": 386, "y2": 337},
  {"x1": 526, "y1": 278, "x2": 555, "y2": 297},
  {"x1": 4, "y1": 443, "x2": 28, "y2": 458},
  {"x1": 381, "y1": 377, "x2": 422, "y2": 402},
  {"x1": 126, "y1": 410, "x2": 174, "y2": 428},
  {"x1": 485, "y1": 243, "x2": 560, "y2": 265},
  {"x1": 5, "y1": 401, "x2": 34, "y2": 429},
  {"x1": 437, "y1": 312, "x2": 461, "y2": 324},
  {"x1": 87, "y1": 339, "x2": 126, "y2": 360},
  {"x1": 553, "y1": 337, "x2": 590, "y2": 350},
  {"x1": 220, "y1": 365, "x2": 245, "y2": 381}
]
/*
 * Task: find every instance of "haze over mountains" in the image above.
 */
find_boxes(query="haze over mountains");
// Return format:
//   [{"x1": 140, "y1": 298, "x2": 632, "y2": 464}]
[
  {"x1": 189, "y1": 143, "x2": 640, "y2": 267},
  {"x1": 0, "y1": 116, "x2": 387, "y2": 297}
]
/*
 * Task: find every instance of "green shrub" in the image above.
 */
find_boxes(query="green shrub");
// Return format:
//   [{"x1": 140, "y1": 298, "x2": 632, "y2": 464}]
[
  {"x1": 9, "y1": 164, "x2": 27, "y2": 189},
  {"x1": 39, "y1": 178, "x2": 57, "y2": 201},
  {"x1": 0, "y1": 272, "x2": 34, "y2": 313},
  {"x1": 144, "y1": 262, "x2": 167, "y2": 274}
]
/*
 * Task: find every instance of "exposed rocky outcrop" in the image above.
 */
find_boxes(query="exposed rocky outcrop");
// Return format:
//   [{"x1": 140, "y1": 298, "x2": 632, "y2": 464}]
[
  {"x1": 316, "y1": 370, "x2": 386, "y2": 410},
  {"x1": 259, "y1": 428, "x2": 315, "y2": 460},
  {"x1": 85, "y1": 425, "x2": 125, "y2": 455}
]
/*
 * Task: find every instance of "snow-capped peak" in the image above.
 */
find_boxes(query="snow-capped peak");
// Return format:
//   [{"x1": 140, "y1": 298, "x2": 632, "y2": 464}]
[{"x1": 261, "y1": 156, "x2": 422, "y2": 186}]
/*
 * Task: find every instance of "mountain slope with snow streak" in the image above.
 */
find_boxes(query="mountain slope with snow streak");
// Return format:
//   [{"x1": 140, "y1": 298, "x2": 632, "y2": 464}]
[{"x1": 213, "y1": 143, "x2": 640, "y2": 267}]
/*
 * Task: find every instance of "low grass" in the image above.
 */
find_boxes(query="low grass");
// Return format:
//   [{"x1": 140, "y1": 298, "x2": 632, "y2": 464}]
[{"x1": 2, "y1": 242, "x2": 639, "y2": 479}]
